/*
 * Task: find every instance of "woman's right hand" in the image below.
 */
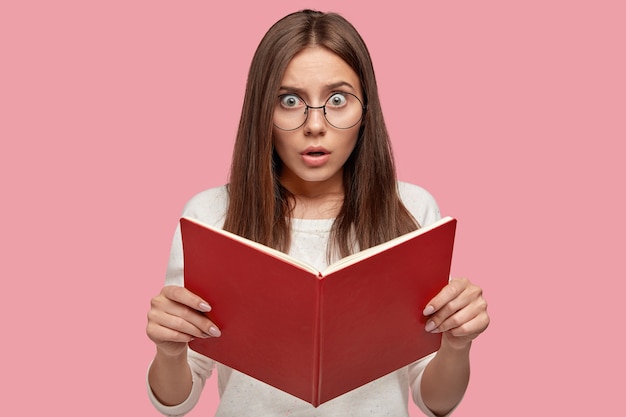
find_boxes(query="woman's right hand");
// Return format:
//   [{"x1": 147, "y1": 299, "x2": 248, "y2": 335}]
[{"x1": 146, "y1": 285, "x2": 221, "y2": 357}]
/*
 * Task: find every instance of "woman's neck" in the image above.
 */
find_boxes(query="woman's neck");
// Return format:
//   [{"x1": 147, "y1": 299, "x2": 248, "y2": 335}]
[
  {"x1": 290, "y1": 192, "x2": 344, "y2": 219},
  {"x1": 280, "y1": 176, "x2": 345, "y2": 220}
]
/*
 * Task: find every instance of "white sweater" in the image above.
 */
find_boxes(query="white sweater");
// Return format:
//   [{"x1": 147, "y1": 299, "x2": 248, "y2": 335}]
[{"x1": 148, "y1": 182, "x2": 452, "y2": 417}]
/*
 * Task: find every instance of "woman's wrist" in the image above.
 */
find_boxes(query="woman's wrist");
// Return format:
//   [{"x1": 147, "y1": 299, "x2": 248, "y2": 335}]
[
  {"x1": 155, "y1": 342, "x2": 189, "y2": 360},
  {"x1": 438, "y1": 334, "x2": 472, "y2": 357}
]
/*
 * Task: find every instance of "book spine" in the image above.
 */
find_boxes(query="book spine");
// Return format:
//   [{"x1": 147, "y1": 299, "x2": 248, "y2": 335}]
[{"x1": 312, "y1": 273, "x2": 324, "y2": 407}]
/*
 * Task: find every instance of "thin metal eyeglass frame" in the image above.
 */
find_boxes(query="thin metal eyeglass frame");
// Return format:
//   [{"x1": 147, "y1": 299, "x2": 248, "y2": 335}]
[{"x1": 273, "y1": 92, "x2": 366, "y2": 131}]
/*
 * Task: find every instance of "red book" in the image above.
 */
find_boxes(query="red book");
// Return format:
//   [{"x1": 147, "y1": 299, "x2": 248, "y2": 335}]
[{"x1": 181, "y1": 216, "x2": 456, "y2": 407}]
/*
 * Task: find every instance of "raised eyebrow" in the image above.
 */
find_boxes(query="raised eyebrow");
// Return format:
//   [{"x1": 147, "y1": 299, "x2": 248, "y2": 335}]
[
  {"x1": 278, "y1": 81, "x2": 358, "y2": 96},
  {"x1": 277, "y1": 86, "x2": 305, "y2": 97},
  {"x1": 326, "y1": 81, "x2": 357, "y2": 92}
]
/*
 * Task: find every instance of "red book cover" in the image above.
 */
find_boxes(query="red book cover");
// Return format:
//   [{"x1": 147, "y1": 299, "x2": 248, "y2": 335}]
[{"x1": 181, "y1": 216, "x2": 456, "y2": 407}]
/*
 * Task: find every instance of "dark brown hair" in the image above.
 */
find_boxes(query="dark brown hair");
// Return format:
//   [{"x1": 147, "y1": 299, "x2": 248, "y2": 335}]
[{"x1": 224, "y1": 9, "x2": 418, "y2": 259}]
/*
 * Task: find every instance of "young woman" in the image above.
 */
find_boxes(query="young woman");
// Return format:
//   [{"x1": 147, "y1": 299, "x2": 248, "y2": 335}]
[{"x1": 146, "y1": 9, "x2": 489, "y2": 417}]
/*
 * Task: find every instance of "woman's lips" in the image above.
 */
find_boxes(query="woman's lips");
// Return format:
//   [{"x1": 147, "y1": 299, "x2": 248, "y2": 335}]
[{"x1": 301, "y1": 147, "x2": 330, "y2": 167}]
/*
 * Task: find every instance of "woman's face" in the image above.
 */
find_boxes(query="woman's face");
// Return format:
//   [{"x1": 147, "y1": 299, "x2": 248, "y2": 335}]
[{"x1": 272, "y1": 46, "x2": 363, "y2": 194}]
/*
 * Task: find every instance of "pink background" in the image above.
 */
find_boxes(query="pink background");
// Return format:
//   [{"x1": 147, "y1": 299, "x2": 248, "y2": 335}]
[{"x1": 2, "y1": 1, "x2": 624, "y2": 415}]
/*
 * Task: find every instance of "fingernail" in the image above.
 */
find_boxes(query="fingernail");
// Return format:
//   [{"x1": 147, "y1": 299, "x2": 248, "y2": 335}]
[
  {"x1": 423, "y1": 305, "x2": 435, "y2": 316},
  {"x1": 425, "y1": 320, "x2": 437, "y2": 333},
  {"x1": 208, "y1": 326, "x2": 221, "y2": 337},
  {"x1": 199, "y1": 302, "x2": 212, "y2": 312}
]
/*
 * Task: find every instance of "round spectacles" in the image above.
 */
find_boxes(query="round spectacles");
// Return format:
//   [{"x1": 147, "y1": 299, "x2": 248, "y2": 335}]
[{"x1": 273, "y1": 92, "x2": 365, "y2": 131}]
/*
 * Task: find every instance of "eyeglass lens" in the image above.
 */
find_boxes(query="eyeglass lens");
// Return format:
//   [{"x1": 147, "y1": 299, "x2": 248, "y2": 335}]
[{"x1": 274, "y1": 92, "x2": 364, "y2": 130}]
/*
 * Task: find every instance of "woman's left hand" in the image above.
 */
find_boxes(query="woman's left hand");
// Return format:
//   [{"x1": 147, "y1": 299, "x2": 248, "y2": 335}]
[{"x1": 422, "y1": 277, "x2": 490, "y2": 350}]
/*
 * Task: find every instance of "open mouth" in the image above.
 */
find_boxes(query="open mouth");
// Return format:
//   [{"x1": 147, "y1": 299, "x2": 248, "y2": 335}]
[{"x1": 301, "y1": 148, "x2": 331, "y2": 167}]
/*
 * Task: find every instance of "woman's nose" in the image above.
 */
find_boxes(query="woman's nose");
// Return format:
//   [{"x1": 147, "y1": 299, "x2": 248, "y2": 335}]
[{"x1": 303, "y1": 106, "x2": 327, "y2": 135}]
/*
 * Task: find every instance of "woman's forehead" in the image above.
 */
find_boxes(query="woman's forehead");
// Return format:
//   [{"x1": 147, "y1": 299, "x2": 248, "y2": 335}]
[{"x1": 279, "y1": 47, "x2": 361, "y2": 97}]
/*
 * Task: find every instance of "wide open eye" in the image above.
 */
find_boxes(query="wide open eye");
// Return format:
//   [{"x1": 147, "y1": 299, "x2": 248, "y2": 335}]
[
  {"x1": 278, "y1": 94, "x2": 304, "y2": 109},
  {"x1": 326, "y1": 93, "x2": 348, "y2": 108}
]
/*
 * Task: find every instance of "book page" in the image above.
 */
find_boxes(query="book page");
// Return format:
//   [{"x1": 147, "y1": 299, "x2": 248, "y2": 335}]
[
  {"x1": 322, "y1": 216, "x2": 454, "y2": 275},
  {"x1": 182, "y1": 217, "x2": 320, "y2": 275}
]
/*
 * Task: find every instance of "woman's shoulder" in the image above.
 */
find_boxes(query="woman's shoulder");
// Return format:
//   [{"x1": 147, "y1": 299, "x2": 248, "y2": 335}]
[
  {"x1": 180, "y1": 184, "x2": 229, "y2": 228},
  {"x1": 397, "y1": 181, "x2": 442, "y2": 227}
]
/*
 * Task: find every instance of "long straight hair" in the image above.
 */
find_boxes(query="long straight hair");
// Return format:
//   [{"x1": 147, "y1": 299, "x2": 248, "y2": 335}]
[{"x1": 223, "y1": 9, "x2": 418, "y2": 259}]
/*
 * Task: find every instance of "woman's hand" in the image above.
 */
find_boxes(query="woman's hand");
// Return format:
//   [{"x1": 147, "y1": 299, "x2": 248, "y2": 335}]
[
  {"x1": 146, "y1": 285, "x2": 221, "y2": 357},
  {"x1": 422, "y1": 277, "x2": 489, "y2": 350}
]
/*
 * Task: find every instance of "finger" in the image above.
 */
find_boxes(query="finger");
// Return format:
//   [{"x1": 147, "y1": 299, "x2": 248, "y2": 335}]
[
  {"x1": 445, "y1": 310, "x2": 490, "y2": 338},
  {"x1": 146, "y1": 318, "x2": 197, "y2": 344},
  {"x1": 422, "y1": 277, "x2": 470, "y2": 316},
  {"x1": 423, "y1": 280, "x2": 485, "y2": 333},
  {"x1": 148, "y1": 306, "x2": 221, "y2": 340},
  {"x1": 433, "y1": 297, "x2": 485, "y2": 334},
  {"x1": 149, "y1": 293, "x2": 221, "y2": 338},
  {"x1": 159, "y1": 309, "x2": 215, "y2": 338},
  {"x1": 161, "y1": 285, "x2": 212, "y2": 313}
]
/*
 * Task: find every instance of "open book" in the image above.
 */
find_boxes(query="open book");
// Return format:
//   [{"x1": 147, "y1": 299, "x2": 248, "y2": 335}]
[{"x1": 181, "y1": 215, "x2": 457, "y2": 407}]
